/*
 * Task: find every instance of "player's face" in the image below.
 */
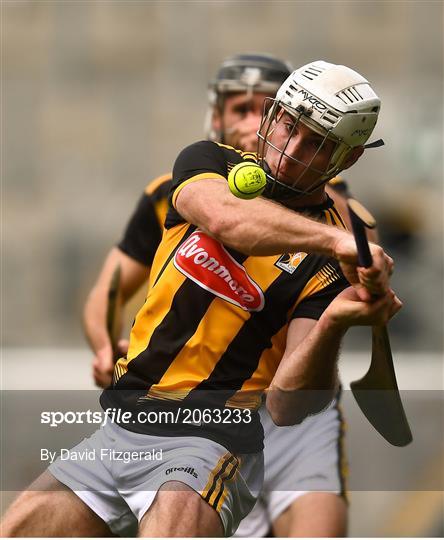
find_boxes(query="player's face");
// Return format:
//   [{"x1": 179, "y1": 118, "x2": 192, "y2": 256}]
[
  {"x1": 213, "y1": 92, "x2": 270, "y2": 152},
  {"x1": 265, "y1": 110, "x2": 336, "y2": 192}
]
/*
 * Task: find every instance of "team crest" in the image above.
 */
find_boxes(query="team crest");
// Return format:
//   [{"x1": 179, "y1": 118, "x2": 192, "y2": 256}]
[{"x1": 275, "y1": 252, "x2": 308, "y2": 274}]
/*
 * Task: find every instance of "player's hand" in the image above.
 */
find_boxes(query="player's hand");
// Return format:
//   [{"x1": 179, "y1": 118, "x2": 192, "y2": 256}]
[
  {"x1": 92, "y1": 339, "x2": 129, "y2": 388},
  {"x1": 225, "y1": 115, "x2": 261, "y2": 152},
  {"x1": 358, "y1": 242, "x2": 394, "y2": 296},
  {"x1": 333, "y1": 235, "x2": 394, "y2": 301},
  {"x1": 92, "y1": 344, "x2": 114, "y2": 388},
  {"x1": 322, "y1": 286, "x2": 402, "y2": 330}
]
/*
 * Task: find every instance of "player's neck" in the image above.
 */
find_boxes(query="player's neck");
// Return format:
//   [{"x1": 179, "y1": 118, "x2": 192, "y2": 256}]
[{"x1": 285, "y1": 189, "x2": 327, "y2": 210}]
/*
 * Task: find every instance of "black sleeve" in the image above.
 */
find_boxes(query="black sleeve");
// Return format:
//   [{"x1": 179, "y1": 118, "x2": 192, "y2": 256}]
[
  {"x1": 172, "y1": 140, "x2": 228, "y2": 192},
  {"x1": 117, "y1": 193, "x2": 163, "y2": 267},
  {"x1": 290, "y1": 273, "x2": 349, "y2": 321},
  {"x1": 165, "y1": 140, "x2": 230, "y2": 229}
]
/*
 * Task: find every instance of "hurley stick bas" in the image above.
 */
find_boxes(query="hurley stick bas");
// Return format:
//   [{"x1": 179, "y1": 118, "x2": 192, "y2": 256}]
[{"x1": 347, "y1": 198, "x2": 412, "y2": 447}]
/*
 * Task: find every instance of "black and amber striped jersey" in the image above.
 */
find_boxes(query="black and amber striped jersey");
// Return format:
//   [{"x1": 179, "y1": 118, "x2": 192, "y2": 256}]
[
  {"x1": 102, "y1": 141, "x2": 349, "y2": 453},
  {"x1": 117, "y1": 173, "x2": 172, "y2": 266}
]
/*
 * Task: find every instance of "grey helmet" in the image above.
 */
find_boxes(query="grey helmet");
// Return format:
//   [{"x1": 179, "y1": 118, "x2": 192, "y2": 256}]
[{"x1": 205, "y1": 53, "x2": 293, "y2": 142}]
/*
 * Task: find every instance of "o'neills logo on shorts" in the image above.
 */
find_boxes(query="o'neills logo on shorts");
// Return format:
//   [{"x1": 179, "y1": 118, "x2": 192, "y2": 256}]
[
  {"x1": 174, "y1": 231, "x2": 264, "y2": 312},
  {"x1": 166, "y1": 466, "x2": 198, "y2": 478}
]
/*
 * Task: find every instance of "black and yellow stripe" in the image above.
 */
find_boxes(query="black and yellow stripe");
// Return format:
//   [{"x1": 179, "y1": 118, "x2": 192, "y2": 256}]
[
  {"x1": 171, "y1": 173, "x2": 226, "y2": 209},
  {"x1": 149, "y1": 223, "x2": 196, "y2": 289},
  {"x1": 145, "y1": 173, "x2": 172, "y2": 196},
  {"x1": 140, "y1": 173, "x2": 173, "y2": 235},
  {"x1": 327, "y1": 205, "x2": 347, "y2": 230},
  {"x1": 202, "y1": 453, "x2": 240, "y2": 512}
]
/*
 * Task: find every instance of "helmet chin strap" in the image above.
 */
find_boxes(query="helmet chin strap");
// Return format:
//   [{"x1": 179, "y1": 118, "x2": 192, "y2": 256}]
[
  {"x1": 262, "y1": 162, "x2": 335, "y2": 202},
  {"x1": 261, "y1": 162, "x2": 305, "y2": 201}
]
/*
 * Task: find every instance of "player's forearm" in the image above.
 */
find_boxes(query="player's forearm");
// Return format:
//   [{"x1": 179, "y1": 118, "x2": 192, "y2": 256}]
[
  {"x1": 214, "y1": 199, "x2": 346, "y2": 257},
  {"x1": 177, "y1": 180, "x2": 348, "y2": 257},
  {"x1": 83, "y1": 248, "x2": 149, "y2": 354},
  {"x1": 83, "y1": 284, "x2": 115, "y2": 354},
  {"x1": 266, "y1": 316, "x2": 345, "y2": 426},
  {"x1": 83, "y1": 250, "x2": 123, "y2": 355}
]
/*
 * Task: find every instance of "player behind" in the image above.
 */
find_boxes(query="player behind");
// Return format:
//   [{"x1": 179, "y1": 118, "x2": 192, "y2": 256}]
[{"x1": 1, "y1": 60, "x2": 399, "y2": 537}]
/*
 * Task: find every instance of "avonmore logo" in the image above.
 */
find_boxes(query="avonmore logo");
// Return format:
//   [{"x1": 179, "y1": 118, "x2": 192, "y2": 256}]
[{"x1": 174, "y1": 231, "x2": 264, "y2": 312}]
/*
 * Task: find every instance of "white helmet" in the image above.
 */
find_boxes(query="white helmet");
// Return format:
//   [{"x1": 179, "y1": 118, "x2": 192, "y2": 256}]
[{"x1": 258, "y1": 60, "x2": 382, "y2": 200}]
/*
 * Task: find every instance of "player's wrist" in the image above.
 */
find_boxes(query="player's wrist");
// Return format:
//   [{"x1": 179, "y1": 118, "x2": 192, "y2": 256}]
[
  {"x1": 94, "y1": 341, "x2": 113, "y2": 360},
  {"x1": 318, "y1": 310, "x2": 349, "y2": 334},
  {"x1": 330, "y1": 229, "x2": 353, "y2": 261}
]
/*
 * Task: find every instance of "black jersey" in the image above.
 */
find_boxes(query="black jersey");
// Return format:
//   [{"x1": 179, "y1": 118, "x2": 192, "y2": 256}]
[
  {"x1": 102, "y1": 141, "x2": 349, "y2": 453},
  {"x1": 117, "y1": 174, "x2": 172, "y2": 266}
]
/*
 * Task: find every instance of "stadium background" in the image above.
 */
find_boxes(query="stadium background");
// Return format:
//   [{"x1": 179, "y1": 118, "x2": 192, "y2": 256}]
[{"x1": 2, "y1": 1, "x2": 443, "y2": 536}]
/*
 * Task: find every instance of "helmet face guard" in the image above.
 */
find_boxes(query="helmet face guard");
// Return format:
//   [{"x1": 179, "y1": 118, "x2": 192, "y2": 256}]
[{"x1": 258, "y1": 99, "x2": 352, "y2": 201}]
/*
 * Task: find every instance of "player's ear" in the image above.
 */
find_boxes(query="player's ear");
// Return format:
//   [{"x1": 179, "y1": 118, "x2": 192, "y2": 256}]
[
  {"x1": 211, "y1": 108, "x2": 222, "y2": 132},
  {"x1": 342, "y1": 145, "x2": 364, "y2": 170}
]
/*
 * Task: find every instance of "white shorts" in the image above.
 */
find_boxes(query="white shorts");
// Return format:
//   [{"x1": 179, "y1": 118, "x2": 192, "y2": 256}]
[
  {"x1": 49, "y1": 421, "x2": 263, "y2": 537},
  {"x1": 235, "y1": 398, "x2": 347, "y2": 537}
]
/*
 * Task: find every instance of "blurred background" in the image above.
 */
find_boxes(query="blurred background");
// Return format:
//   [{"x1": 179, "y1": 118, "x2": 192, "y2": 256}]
[
  {"x1": 2, "y1": 0, "x2": 443, "y2": 537},
  {"x1": 3, "y1": 0, "x2": 443, "y2": 350}
]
